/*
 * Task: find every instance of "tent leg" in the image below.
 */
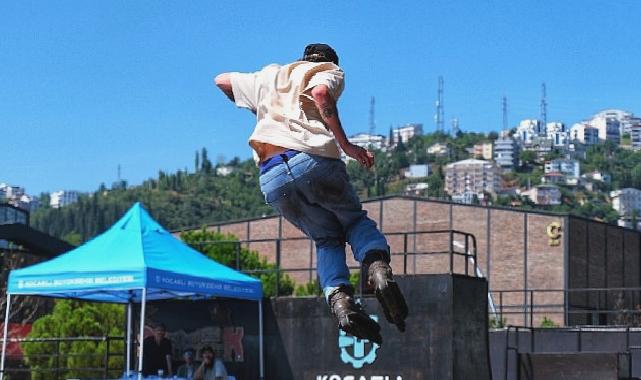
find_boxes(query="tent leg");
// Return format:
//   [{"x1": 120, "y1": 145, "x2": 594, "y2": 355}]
[
  {"x1": 137, "y1": 289, "x2": 147, "y2": 380},
  {"x1": 0, "y1": 294, "x2": 12, "y2": 380},
  {"x1": 126, "y1": 302, "x2": 132, "y2": 378},
  {"x1": 258, "y1": 299, "x2": 264, "y2": 380}
]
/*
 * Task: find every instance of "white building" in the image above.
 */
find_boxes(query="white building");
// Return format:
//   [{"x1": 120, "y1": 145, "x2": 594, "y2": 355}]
[
  {"x1": 591, "y1": 115, "x2": 621, "y2": 144},
  {"x1": 50, "y1": 190, "x2": 79, "y2": 209},
  {"x1": 544, "y1": 159, "x2": 580, "y2": 178},
  {"x1": 349, "y1": 133, "x2": 386, "y2": 150},
  {"x1": 581, "y1": 171, "x2": 612, "y2": 192},
  {"x1": 427, "y1": 143, "x2": 450, "y2": 157},
  {"x1": 569, "y1": 123, "x2": 599, "y2": 145},
  {"x1": 630, "y1": 125, "x2": 641, "y2": 151},
  {"x1": 405, "y1": 182, "x2": 429, "y2": 196},
  {"x1": 493, "y1": 133, "x2": 519, "y2": 171},
  {"x1": 473, "y1": 143, "x2": 494, "y2": 160},
  {"x1": 546, "y1": 122, "x2": 568, "y2": 146},
  {"x1": 444, "y1": 159, "x2": 501, "y2": 196},
  {"x1": 592, "y1": 109, "x2": 640, "y2": 136},
  {"x1": 0, "y1": 183, "x2": 25, "y2": 200},
  {"x1": 515, "y1": 119, "x2": 543, "y2": 144},
  {"x1": 611, "y1": 188, "x2": 641, "y2": 223},
  {"x1": 404, "y1": 164, "x2": 431, "y2": 179},
  {"x1": 216, "y1": 166, "x2": 235, "y2": 176},
  {"x1": 520, "y1": 185, "x2": 562, "y2": 206},
  {"x1": 451, "y1": 191, "x2": 480, "y2": 205},
  {"x1": 19, "y1": 194, "x2": 39, "y2": 212},
  {"x1": 391, "y1": 123, "x2": 423, "y2": 145},
  {"x1": 581, "y1": 171, "x2": 611, "y2": 184}
]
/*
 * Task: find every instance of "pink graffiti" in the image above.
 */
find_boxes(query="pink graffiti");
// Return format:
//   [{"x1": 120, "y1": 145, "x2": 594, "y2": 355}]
[{"x1": 223, "y1": 327, "x2": 244, "y2": 362}]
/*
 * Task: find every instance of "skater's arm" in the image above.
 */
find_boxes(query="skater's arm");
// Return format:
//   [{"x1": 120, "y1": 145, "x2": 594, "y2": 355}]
[
  {"x1": 311, "y1": 84, "x2": 374, "y2": 168},
  {"x1": 214, "y1": 73, "x2": 234, "y2": 102}
]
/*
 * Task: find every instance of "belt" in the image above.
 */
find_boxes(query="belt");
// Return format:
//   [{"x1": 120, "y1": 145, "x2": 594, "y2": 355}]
[{"x1": 259, "y1": 150, "x2": 301, "y2": 175}]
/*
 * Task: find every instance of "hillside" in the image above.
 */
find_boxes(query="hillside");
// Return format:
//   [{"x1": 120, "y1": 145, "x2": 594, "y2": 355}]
[
  {"x1": 32, "y1": 132, "x2": 641, "y2": 242},
  {"x1": 31, "y1": 153, "x2": 272, "y2": 242}
]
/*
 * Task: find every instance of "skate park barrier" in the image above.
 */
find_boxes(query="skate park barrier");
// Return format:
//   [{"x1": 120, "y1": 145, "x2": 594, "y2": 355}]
[
  {"x1": 185, "y1": 229, "x2": 492, "y2": 379},
  {"x1": 501, "y1": 325, "x2": 641, "y2": 380},
  {"x1": 264, "y1": 274, "x2": 493, "y2": 379}
]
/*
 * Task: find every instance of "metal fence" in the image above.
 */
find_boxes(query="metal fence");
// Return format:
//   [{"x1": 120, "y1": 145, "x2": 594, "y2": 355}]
[
  {"x1": 0, "y1": 336, "x2": 124, "y2": 380},
  {"x1": 491, "y1": 287, "x2": 641, "y2": 328},
  {"x1": 503, "y1": 325, "x2": 640, "y2": 380},
  {"x1": 188, "y1": 229, "x2": 480, "y2": 296}
]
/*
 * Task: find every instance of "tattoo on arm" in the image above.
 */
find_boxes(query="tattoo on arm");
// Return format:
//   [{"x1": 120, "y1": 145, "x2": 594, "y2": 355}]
[{"x1": 321, "y1": 104, "x2": 335, "y2": 119}]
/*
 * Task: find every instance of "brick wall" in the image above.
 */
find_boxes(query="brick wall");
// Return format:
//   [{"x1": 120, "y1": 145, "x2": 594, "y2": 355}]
[{"x1": 177, "y1": 196, "x2": 641, "y2": 327}]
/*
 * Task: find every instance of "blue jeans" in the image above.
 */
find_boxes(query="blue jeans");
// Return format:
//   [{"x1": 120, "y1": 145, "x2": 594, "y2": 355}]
[{"x1": 259, "y1": 152, "x2": 389, "y2": 296}]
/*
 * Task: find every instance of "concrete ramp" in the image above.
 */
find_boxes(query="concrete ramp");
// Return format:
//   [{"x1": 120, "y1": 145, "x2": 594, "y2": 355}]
[{"x1": 265, "y1": 274, "x2": 492, "y2": 380}]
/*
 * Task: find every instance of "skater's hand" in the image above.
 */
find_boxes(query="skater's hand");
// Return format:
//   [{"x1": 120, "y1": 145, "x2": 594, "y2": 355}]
[{"x1": 343, "y1": 143, "x2": 374, "y2": 169}]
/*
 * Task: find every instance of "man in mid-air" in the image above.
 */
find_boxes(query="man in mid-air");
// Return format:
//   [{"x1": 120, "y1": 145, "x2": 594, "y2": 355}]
[{"x1": 214, "y1": 43, "x2": 407, "y2": 344}]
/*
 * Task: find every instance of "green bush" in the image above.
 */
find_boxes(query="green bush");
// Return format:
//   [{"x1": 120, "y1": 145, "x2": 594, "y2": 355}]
[
  {"x1": 540, "y1": 316, "x2": 559, "y2": 328},
  {"x1": 23, "y1": 300, "x2": 124, "y2": 380},
  {"x1": 489, "y1": 316, "x2": 506, "y2": 329},
  {"x1": 294, "y1": 279, "x2": 321, "y2": 296}
]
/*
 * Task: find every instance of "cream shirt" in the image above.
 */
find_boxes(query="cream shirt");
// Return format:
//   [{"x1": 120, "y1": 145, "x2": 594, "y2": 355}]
[{"x1": 229, "y1": 61, "x2": 345, "y2": 163}]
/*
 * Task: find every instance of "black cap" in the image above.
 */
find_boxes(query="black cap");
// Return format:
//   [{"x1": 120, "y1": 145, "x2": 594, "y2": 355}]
[{"x1": 301, "y1": 43, "x2": 339, "y2": 65}]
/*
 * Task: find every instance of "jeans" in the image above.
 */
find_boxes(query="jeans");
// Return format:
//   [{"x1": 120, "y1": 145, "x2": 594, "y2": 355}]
[{"x1": 259, "y1": 152, "x2": 389, "y2": 296}]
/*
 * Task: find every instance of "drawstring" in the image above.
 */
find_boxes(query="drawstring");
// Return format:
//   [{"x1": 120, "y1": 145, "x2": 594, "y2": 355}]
[{"x1": 281, "y1": 153, "x2": 292, "y2": 176}]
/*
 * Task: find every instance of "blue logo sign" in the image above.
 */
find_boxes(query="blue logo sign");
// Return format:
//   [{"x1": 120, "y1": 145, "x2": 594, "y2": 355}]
[{"x1": 338, "y1": 314, "x2": 380, "y2": 369}]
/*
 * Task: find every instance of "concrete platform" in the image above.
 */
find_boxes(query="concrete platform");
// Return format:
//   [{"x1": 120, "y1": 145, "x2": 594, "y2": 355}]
[{"x1": 264, "y1": 274, "x2": 492, "y2": 379}]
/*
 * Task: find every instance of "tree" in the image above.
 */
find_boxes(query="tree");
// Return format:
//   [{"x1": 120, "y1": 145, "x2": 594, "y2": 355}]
[
  {"x1": 179, "y1": 229, "x2": 294, "y2": 296},
  {"x1": 23, "y1": 300, "x2": 125, "y2": 380},
  {"x1": 519, "y1": 150, "x2": 537, "y2": 168},
  {"x1": 632, "y1": 164, "x2": 641, "y2": 189}
]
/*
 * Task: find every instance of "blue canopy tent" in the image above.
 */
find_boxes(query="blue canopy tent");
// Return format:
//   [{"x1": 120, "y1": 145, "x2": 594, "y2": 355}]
[{"x1": 0, "y1": 203, "x2": 264, "y2": 379}]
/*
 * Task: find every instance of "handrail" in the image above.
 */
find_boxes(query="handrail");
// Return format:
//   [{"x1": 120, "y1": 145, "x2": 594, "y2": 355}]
[
  {"x1": 187, "y1": 229, "x2": 480, "y2": 296},
  {"x1": 504, "y1": 325, "x2": 636, "y2": 380}
]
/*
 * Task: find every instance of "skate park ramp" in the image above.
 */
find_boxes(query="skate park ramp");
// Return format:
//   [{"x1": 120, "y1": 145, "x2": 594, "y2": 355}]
[{"x1": 264, "y1": 274, "x2": 492, "y2": 379}]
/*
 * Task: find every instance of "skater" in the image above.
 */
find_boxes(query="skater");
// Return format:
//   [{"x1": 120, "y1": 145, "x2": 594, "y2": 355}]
[{"x1": 213, "y1": 43, "x2": 407, "y2": 344}]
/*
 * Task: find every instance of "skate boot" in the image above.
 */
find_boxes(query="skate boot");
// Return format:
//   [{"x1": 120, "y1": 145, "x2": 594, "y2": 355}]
[
  {"x1": 365, "y1": 251, "x2": 409, "y2": 332},
  {"x1": 327, "y1": 285, "x2": 383, "y2": 345}
]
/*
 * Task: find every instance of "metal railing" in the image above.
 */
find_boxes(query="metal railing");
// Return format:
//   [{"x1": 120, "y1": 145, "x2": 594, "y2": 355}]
[
  {"x1": 491, "y1": 287, "x2": 641, "y2": 328},
  {"x1": 187, "y1": 229, "x2": 479, "y2": 295},
  {"x1": 0, "y1": 336, "x2": 124, "y2": 380},
  {"x1": 504, "y1": 325, "x2": 635, "y2": 380}
]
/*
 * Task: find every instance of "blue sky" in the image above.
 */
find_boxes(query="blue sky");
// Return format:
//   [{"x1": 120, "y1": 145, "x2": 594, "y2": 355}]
[{"x1": 2, "y1": 1, "x2": 640, "y2": 194}]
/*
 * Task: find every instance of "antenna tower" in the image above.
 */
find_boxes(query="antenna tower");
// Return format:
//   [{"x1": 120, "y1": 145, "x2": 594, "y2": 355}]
[
  {"x1": 435, "y1": 76, "x2": 444, "y2": 132},
  {"x1": 502, "y1": 96, "x2": 508, "y2": 131},
  {"x1": 540, "y1": 83, "x2": 547, "y2": 130},
  {"x1": 369, "y1": 96, "x2": 376, "y2": 141}
]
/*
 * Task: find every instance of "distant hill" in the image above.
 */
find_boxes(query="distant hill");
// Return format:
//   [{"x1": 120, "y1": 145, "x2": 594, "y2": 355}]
[
  {"x1": 33, "y1": 132, "x2": 641, "y2": 242},
  {"x1": 31, "y1": 152, "x2": 272, "y2": 242}
]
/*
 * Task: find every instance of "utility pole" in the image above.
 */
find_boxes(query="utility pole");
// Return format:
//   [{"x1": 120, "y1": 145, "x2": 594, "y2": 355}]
[{"x1": 435, "y1": 76, "x2": 444, "y2": 132}]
